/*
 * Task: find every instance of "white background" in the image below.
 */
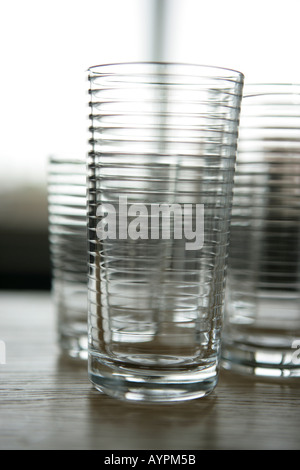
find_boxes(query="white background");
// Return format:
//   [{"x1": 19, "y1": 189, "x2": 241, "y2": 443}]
[{"x1": 1, "y1": 0, "x2": 300, "y2": 189}]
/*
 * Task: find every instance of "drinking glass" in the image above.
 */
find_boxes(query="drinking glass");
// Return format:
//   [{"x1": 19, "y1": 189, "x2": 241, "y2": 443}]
[
  {"x1": 47, "y1": 157, "x2": 88, "y2": 359},
  {"x1": 222, "y1": 84, "x2": 300, "y2": 378},
  {"x1": 87, "y1": 62, "x2": 244, "y2": 402}
]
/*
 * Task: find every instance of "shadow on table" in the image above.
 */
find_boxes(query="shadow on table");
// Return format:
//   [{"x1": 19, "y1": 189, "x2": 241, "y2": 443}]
[
  {"x1": 56, "y1": 353, "x2": 219, "y2": 449},
  {"x1": 55, "y1": 354, "x2": 300, "y2": 450},
  {"x1": 87, "y1": 387, "x2": 218, "y2": 450}
]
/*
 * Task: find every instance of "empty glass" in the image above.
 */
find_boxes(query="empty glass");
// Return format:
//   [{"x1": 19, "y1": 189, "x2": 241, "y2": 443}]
[
  {"x1": 47, "y1": 157, "x2": 88, "y2": 359},
  {"x1": 222, "y1": 84, "x2": 300, "y2": 378},
  {"x1": 87, "y1": 62, "x2": 244, "y2": 402}
]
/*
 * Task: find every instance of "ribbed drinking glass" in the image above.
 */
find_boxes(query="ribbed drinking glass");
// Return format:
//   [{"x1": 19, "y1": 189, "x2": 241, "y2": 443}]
[
  {"x1": 223, "y1": 84, "x2": 300, "y2": 378},
  {"x1": 87, "y1": 62, "x2": 244, "y2": 402},
  {"x1": 48, "y1": 157, "x2": 88, "y2": 360}
]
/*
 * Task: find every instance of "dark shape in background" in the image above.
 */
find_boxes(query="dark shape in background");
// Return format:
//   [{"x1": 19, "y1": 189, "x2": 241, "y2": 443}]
[{"x1": 0, "y1": 185, "x2": 51, "y2": 290}]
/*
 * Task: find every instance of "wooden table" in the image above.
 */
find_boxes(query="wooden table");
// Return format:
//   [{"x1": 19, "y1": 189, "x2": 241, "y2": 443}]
[{"x1": 0, "y1": 291, "x2": 299, "y2": 450}]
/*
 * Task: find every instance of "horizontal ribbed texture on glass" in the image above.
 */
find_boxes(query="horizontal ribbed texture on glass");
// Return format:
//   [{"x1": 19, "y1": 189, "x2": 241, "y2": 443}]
[
  {"x1": 48, "y1": 158, "x2": 87, "y2": 281},
  {"x1": 230, "y1": 85, "x2": 300, "y2": 291}
]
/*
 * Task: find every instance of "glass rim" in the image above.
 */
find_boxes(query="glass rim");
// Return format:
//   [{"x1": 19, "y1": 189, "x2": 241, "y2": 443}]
[{"x1": 87, "y1": 61, "x2": 244, "y2": 82}]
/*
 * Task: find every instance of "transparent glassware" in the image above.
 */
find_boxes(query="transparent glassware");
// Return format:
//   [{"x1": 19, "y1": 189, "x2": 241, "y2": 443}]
[
  {"x1": 47, "y1": 157, "x2": 88, "y2": 360},
  {"x1": 87, "y1": 62, "x2": 244, "y2": 402},
  {"x1": 222, "y1": 84, "x2": 300, "y2": 378}
]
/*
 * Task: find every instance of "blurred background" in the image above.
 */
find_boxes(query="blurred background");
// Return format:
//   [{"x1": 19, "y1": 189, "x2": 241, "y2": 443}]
[{"x1": 1, "y1": 0, "x2": 300, "y2": 290}]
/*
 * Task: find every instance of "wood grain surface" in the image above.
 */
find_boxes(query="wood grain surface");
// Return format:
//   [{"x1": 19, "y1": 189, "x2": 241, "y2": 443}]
[{"x1": 0, "y1": 291, "x2": 299, "y2": 450}]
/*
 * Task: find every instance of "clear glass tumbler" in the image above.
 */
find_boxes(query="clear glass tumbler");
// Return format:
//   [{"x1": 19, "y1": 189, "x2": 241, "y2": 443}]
[
  {"x1": 222, "y1": 84, "x2": 300, "y2": 378},
  {"x1": 87, "y1": 62, "x2": 244, "y2": 402},
  {"x1": 47, "y1": 157, "x2": 88, "y2": 359}
]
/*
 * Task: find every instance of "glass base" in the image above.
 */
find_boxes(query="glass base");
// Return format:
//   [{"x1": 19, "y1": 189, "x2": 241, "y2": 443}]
[
  {"x1": 59, "y1": 331, "x2": 88, "y2": 361},
  {"x1": 89, "y1": 356, "x2": 219, "y2": 403},
  {"x1": 222, "y1": 341, "x2": 300, "y2": 379}
]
